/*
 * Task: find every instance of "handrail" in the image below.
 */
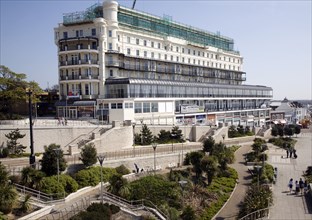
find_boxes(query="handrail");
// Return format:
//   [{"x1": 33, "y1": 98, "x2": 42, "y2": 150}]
[
  {"x1": 239, "y1": 207, "x2": 270, "y2": 220},
  {"x1": 13, "y1": 183, "x2": 64, "y2": 202},
  {"x1": 102, "y1": 191, "x2": 168, "y2": 219},
  {"x1": 63, "y1": 126, "x2": 100, "y2": 149}
]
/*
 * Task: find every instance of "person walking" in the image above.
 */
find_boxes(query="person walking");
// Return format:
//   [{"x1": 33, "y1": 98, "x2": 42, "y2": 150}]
[
  {"x1": 288, "y1": 178, "x2": 294, "y2": 194},
  {"x1": 299, "y1": 178, "x2": 304, "y2": 194},
  {"x1": 295, "y1": 180, "x2": 300, "y2": 195}
]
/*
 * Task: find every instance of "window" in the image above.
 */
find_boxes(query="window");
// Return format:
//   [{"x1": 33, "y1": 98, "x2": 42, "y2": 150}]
[
  {"x1": 193, "y1": 50, "x2": 196, "y2": 55},
  {"x1": 127, "y1": 48, "x2": 131, "y2": 55},
  {"x1": 143, "y1": 103, "x2": 150, "y2": 113},
  {"x1": 136, "y1": 38, "x2": 140, "y2": 45},
  {"x1": 63, "y1": 32, "x2": 68, "y2": 39},
  {"x1": 165, "y1": 54, "x2": 167, "y2": 60},
  {"x1": 91, "y1": 28, "x2": 96, "y2": 36},
  {"x1": 176, "y1": 47, "x2": 179, "y2": 52},
  {"x1": 188, "y1": 58, "x2": 190, "y2": 64},
  {"x1": 151, "y1": 41, "x2": 154, "y2": 48},
  {"x1": 151, "y1": 102, "x2": 158, "y2": 112},
  {"x1": 171, "y1": 55, "x2": 173, "y2": 61},
  {"x1": 144, "y1": 51, "x2": 147, "y2": 57},
  {"x1": 85, "y1": 84, "x2": 89, "y2": 95},
  {"x1": 193, "y1": 59, "x2": 195, "y2": 64},
  {"x1": 144, "y1": 40, "x2": 147, "y2": 46},
  {"x1": 125, "y1": 103, "x2": 133, "y2": 108},
  {"x1": 79, "y1": 30, "x2": 83, "y2": 36},
  {"x1": 110, "y1": 69, "x2": 113, "y2": 77},
  {"x1": 111, "y1": 103, "x2": 117, "y2": 109},
  {"x1": 202, "y1": 52, "x2": 205, "y2": 57},
  {"x1": 170, "y1": 46, "x2": 173, "y2": 51},
  {"x1": 127, "y1": 36, "x2": 130, "y2": 43},
  {"x1": 182, "y1": 48, "x2": 184, "y2": 53},
  {"x1": 176, "y1": 57, "x2": 179, "y2": 62},
  {"x1": 158, "y1": 42, "x2": 161, "y2": 49},
  {"x1": 117, "y1": 103, "x2": 123, "y2": 109},
  {"x1": 182, "y1": 57, "x2": 185, "y2": 63},
  {"x1": 108, "y1": 30, "x2": 112, "y2": 37},
  {"x1": 198, "y1": 60, "x2": 200, "y2": 65},
  {"x1": 76, "y1": 30, "x2": 79, "y2": 37},
  {"x1": 135, "y1": 103, "x2": 142, "y2": 113},
  {"x1": 108, "y1": 43, "x2": 112, "y2": 50},
  {"x1": 188, "y1": 49, "x2": 190, "y2": 54},
  {"x1": 198, "y1": 51, "x2": 200, "y2": 56},
  {"x1": 151, "y1": 52, "x2": 154, "y2": 58},
  {"x1": 136, "y1": 50, "x2": 140, "y2": 56}
]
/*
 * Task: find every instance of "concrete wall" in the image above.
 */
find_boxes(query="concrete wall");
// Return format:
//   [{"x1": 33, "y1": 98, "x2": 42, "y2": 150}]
[{"x1": 0, "y1": 126, "x2": 99, "y2": 153}]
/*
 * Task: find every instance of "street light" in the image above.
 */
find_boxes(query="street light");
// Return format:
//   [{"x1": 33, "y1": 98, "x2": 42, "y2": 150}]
[
  {"x1": 53, "y1": 148, "x2": 61, "y2": 185},
  {"x1": 171, "y1": 134, "x2": 176, "y2": 152},
  {"x1": 222, "y1": 134, "x2": 225, "y2": 143},
  {"x1": 152, "y1": 142, "x2": 157, "y2": 175},
  {"x1": 132, "y1": 123, "x2": 136, "y2": 157},
  {"x1": 97, "y1": 155, "x2": 105, "y2": 203},
  {"x1": 26, "y1": 89, "x2": 35, "y2": 167},
  {"x1": 179, "y1": 180, "x2": 188, "y2": 207}
]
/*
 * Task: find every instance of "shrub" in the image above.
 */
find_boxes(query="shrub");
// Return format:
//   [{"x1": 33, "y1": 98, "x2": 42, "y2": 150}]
[
  {"x1": 109, "y1": 204, "x2": 120, "y2": 214},
  {"x1": 115, "y1": 164, "x2": 130, "y2": 175},
  {"x1": 80, "y1": 144, "x2": 97, "y2": 167}
]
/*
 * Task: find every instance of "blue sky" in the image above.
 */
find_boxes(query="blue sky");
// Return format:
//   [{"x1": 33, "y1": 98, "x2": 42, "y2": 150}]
[{"x1": 1, "y1": 0, "x2": 311, "y2": 100}]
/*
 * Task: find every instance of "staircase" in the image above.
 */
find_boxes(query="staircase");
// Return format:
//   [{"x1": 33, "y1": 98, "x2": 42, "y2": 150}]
[{"x1": 101, "y1": 191, "x2": 167, "y2": 220}]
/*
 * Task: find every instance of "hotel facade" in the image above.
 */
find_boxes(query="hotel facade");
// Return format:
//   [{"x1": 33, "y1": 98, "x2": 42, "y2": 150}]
[{"x1": 54, "y1": 0, "x2": 273, "y2": 127}]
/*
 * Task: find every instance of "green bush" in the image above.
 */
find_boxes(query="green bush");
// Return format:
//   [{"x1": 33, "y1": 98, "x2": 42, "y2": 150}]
[
  {"x1": 109, "y1": 204, "x2": 120, "y2": 214},
  {"x1": 115, "y1": 164, "x2": 130, "y2": 175},
  {"x1": 39, "y1": 177, "x2": 64, "y2": 199},
  {"x1": 74, "y1": 167, "x2": 117, "y2": 188}
]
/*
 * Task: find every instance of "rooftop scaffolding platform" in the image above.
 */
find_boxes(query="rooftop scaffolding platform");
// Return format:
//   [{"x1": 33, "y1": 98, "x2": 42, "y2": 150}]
[{"x1": 63, "y1": 3, "x2": 102, "y2": 26}]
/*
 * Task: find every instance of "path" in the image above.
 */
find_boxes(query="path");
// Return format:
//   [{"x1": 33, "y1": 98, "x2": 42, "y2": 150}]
[
  {"x1": 215, "y1": 143, "x2": 252, "y2": 220},
  {"x1": 268, "y1": 129, "x2": 312, "y2": 220}
]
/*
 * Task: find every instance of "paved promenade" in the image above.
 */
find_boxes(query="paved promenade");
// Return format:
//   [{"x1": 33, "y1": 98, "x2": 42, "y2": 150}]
[
  {"x1": 268, "y1": 130, "x2": 312, "y2": 220},
  {"x1": 215, "y1": 143, "x2": 252, "y2": 220}
]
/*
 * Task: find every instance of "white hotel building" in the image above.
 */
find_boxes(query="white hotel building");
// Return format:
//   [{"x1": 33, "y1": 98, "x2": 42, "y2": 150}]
[{"x1": 54, "y1": 0, "x2": 273, "y2": 127}]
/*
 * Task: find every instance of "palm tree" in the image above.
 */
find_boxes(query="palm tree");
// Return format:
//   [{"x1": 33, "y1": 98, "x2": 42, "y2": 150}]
[
  {"x1": 200, "y1": 155, "x2": 218, "y2": 185},
  {"x1": 0, "y1": 184, "x2": 18, "y2": 214},
  {"x1": 20, "y1": 194, "x2": 32, "y2": 213}
]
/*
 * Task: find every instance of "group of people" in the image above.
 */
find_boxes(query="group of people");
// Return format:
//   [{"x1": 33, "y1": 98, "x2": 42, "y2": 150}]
[
  {"x1": 286, "y1": 148, "x2": 297, "y2": 159},
  {"x1": 57, "y1": 117, "x2": 67, "y2": 126},
  {"x1": 288, "y1": 178, "x2": 310, "y2": 195}
]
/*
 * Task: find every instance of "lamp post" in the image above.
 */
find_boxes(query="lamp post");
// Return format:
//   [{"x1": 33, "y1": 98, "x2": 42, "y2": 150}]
[
  {"x1": 179, "y1": 180, "x2": 188, "y2": 205},
  {"x1": 97, "y1": 155, "x2": 105, "y2": 203},
  {"x1": 132, "y1": 123, "x2": 136, "y2": 157},
  {"x1": 26, "y1": 89, "x2": 35, "y2": 167},
  {"x1": 152, "y1": 142, "x2": 157, "y2": 175},
  {"x1": 171, "y1": 134, "x2": 176, "y2": 152},
  {"x1": 53, "y1": 148, "x2": 61, "y2": 184},
  {"x1": 222, "y1": 134, "x2": 225, "y2": 143}
]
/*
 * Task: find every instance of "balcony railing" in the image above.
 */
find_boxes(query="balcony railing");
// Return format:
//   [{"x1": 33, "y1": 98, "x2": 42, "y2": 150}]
[
  {"x1": 60, "y1": 75, "x2": 99, "y2": 80},
  {"x1": 60, "y1": 60, "x2": 99, "y2": 66}
]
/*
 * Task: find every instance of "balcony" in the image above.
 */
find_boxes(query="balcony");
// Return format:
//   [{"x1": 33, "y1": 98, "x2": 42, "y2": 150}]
[
  {"x1": 60, "y1": 75, "x2": 100, "y2": 81},
  {"x1": 59, "y1": 60, "x2": 99, "y2": 67}
]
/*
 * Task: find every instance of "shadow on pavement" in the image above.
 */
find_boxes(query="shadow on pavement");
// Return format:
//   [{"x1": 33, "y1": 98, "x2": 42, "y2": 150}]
[{"x1": 304, "y1": 194, "x2": 312, "y2": 214}]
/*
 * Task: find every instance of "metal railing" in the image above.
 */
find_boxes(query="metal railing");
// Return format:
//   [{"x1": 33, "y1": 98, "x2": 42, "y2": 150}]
[
  {"x1": 102, "y1": 191, "x2": 168, "y2": 220},
  {"x1": 239, "y1": 207, "x2": 270, "y2": 220},
  {"x1": 13, "y1": 183, "x2": 65, "y2": 203}
]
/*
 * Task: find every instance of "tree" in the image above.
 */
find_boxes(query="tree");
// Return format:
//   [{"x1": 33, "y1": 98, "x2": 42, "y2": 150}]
[
  {"x1": 200, "y1": 155, "x2": 218, "y2": 185},
  {"x1": 21, "y1": 167, "x2": 45, "y2": 189},
  {"x1": 0, "y1": 184, "x2": 18, "y2": 214},
  {"x1": 271, "y1": 126, "x2": 278, "y2": 137},
  {"x1": 108, "y1": 174, "x2": 130, "y2": 199},
  {"x1": 277, "y1": 126, "x2": 284, "y2": 137},
  {"x1": 157, "y1": 129, "x2": 171, "y2": 144},
  {"x1": 239, "y1": 184, "x2": 272, "y2": 218},
  {"x1": 284, "y1": 126, "x2": 294, "y2": 137},
  {"x1": 140, "y1": 124, "x2": 153, "y2": 145},
  {"x1": 202, "y1": 136, "x2": 215, "y2": 153},
  {"x1": 5, "y1": 129, "x2": 26, "y2": 155},
  {"x1": 80, "y1": 143, "x2": 97, "y2": 167},
  {"x1": 228, "y1": 125, "x2": 238, "y2": 138},
  {"x1": 19, "y1": 194, "x2": 32, "y2": 213},
  {"x1": 41, "y1": 144, "x2": 67, "y2": 176},
  {"x1": 294, "y1": 125, "x2": 301, "y2": 137},
  {"x1": 171, "y1": 126, "x2": 183, "y2": 142},
  {"x1": 189, "y1": 151, "x2": 204, "y2": 182},
  {"x1": 0, "y1": 65, "x2": 42, "y2": 119},
  {"x1": 0, "y1": 162, "x2": 9, "y2": 185}
]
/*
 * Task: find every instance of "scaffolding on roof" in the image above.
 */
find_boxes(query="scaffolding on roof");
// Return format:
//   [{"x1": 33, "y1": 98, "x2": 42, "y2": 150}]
[{"x1": 63, "y1": 3, "x2": 102, "y2": 25}]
